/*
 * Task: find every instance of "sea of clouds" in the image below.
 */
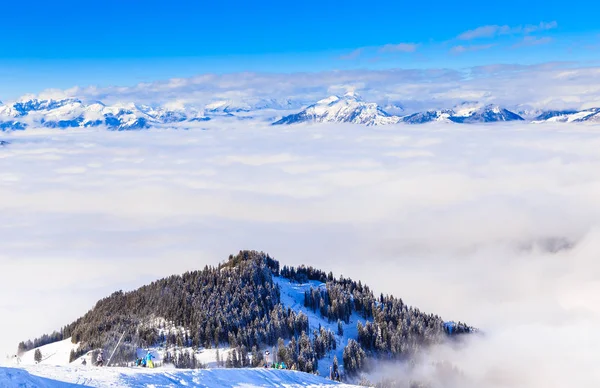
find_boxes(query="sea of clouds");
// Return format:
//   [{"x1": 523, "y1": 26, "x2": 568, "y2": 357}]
[{"x1": 1, "y1": 119, "x2": 600, "y2": 386}]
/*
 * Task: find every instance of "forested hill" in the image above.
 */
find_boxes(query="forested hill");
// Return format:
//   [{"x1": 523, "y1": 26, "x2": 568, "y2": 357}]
[{"x1": 18, "y1": 251, "x2": 473, "y2": 376}]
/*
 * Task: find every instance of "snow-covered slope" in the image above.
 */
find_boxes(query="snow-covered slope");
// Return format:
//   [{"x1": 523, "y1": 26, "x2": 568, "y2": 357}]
[
  {"x1": 0, "y1": 98, "x2": 210, "y2": 131},
  {"x1": 0, "y1": 365, "x2": 359, "y2": 388},
  {"x1": 273, "y1": 276, "x2": 372, "y2": 377},
  {"x1": 19, "y1": 338, "x2": 79, "y2": 366},
  {"x1": 0, "y1": 367, "x2": 81, "y2": 388},
  {"x1": 273, "y1": 93, "x2": 401, "y2": 126}
]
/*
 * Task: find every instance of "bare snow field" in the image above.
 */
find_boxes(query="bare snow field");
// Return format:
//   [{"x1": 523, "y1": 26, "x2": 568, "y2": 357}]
[{"x1": 2, "y1": 121, "x2": 600, "y2": 386}]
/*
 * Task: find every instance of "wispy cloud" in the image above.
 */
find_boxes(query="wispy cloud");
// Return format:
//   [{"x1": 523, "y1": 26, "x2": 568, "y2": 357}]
[
  {"x1": 450, "y1": 44, "x2": 495, "y2": 54},
  {"x1": 339, "y1": 42, "x2": 419, "y2": 60},
  {"x1": 458, "y1": 21, "x2": 558, "y2": 40},
  {"x1": 523, "y1": 21, "x2": 558, "y2": 34},
  {"x1": 513, "y1": 36, "x2": 554, "y2": 48},
  {"x1": 458, "y1": 25, "x2": 513, "y2": 40},
  {"x1": 379, "y1": 43, "x2": 419, "y2": 53},
  {"x1": 339, "y1": 48, "x2": 364, "y2": 60}
]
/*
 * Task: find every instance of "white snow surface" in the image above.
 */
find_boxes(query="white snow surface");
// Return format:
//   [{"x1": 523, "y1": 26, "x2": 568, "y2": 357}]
[
  {"x1": 0, "y1": 365, "x2": 359, "y2": 388},
  {"x1": 19, "y1": 338, "x2": 79, "y2": 366}
]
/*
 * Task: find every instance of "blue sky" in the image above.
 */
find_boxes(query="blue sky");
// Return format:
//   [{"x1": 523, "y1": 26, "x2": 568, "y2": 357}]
[{"x1": 1, "y1": 0, "x2": 599, "y2": 99}]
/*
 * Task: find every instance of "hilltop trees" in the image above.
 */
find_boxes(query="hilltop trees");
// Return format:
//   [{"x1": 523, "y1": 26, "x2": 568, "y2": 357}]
[{"x1": 21, "y1": 250, "x2": 468, "y2": 375}]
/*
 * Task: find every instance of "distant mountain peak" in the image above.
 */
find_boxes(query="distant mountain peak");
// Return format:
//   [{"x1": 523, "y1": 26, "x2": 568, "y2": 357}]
[{"x1": 273, "y1": 94, "x2": 400, "y2": 126}]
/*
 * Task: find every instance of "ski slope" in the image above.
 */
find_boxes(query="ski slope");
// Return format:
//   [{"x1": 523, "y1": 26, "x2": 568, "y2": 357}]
[{"x1": 0, "y1": 365, "x2": 360, "y2": 388}]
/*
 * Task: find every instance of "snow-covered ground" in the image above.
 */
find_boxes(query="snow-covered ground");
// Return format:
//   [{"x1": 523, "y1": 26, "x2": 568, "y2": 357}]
[
  {"x1": 18, "y1": 338, "x2": 80, "y2": 366},
  {"x1": 0, "y1": 365, "x2": 360, "y2": 388}
]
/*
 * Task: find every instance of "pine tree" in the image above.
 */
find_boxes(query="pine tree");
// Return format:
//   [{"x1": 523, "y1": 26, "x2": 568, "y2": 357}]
[{"x1": 34, "y1": 349, "x2": 42, "y2": 363}]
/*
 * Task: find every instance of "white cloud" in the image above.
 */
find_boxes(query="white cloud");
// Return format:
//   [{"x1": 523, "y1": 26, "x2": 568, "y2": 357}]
[
  {"x1": 457, "y1": 25, "x2": 513, "y2": 40},
  {"x1": 379, "y1": 43, "x2": 419, "y2": 53},
  {"x1": 338, "y1": 42, "x2": 419, "y2": 61},
  {"x1": 523, "y1": 21, "x2": 558, "y2": 34},
  {"x1": 450, "y1": 44, "x2": 495, "y2": 54},
  {"x1": 339, "y1": 48, "x2": 364, "y2": 60},
  {"x1": 513, "y1": 36, "x2": 554, "y2": 48},
  {"x1": 457, "y1": 21, "x2": 557, "y2": 40}
]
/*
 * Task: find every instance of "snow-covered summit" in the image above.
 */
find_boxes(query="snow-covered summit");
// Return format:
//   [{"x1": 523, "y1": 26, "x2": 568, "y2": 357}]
[{"x1": 273, "y1": 93, "x2": 401, "y2": 126}]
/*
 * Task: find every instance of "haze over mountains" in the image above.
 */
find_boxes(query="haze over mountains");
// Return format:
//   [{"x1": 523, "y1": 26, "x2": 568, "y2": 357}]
[{"x1": 2, "y1": 92, "x2": 600, "y2": 130}]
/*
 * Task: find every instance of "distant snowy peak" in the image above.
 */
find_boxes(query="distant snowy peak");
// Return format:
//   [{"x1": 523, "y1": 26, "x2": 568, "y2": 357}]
[
  {"x1": 273, "y1": 93, "x2": 401, "y2": 126},
  {"x1": 205, "y1": 98, "x2": 303, "y2": 115},
  {"x1": 402, "y1": 109, "x2": 454, "y2": 124},
  {"x1": 0, "y1": 98, "x2": 210, "y2": 131},
  {"x1": 449, "y1": 104, "x2": 524, "y2": 123},
  {"x1": 403, "y1": 104, "x2": 524, "y2": 124},
  {"x1": 533, "y1": 108, "x2": 600, "y2": 123}
]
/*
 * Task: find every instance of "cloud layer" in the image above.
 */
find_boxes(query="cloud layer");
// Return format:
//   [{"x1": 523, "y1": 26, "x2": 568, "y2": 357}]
[
  {"x1": 22, "y1": 63, "x2": 600, "y2": 114},
  {"x1": 1, "y1": 121, "x2": 600, "y2": 387}
]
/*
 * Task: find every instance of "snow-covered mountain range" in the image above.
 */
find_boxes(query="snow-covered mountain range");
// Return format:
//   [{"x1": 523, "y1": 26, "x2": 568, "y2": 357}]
[
  {"x1": 273, "y1": 96, "x2": 529, "y2": 125},
  {"x1": 0, "y1": 98, "x2": 210, "y2": 131},
  {"x1": 2, "y1": 94, "x2": 600, "y2": 131}
]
